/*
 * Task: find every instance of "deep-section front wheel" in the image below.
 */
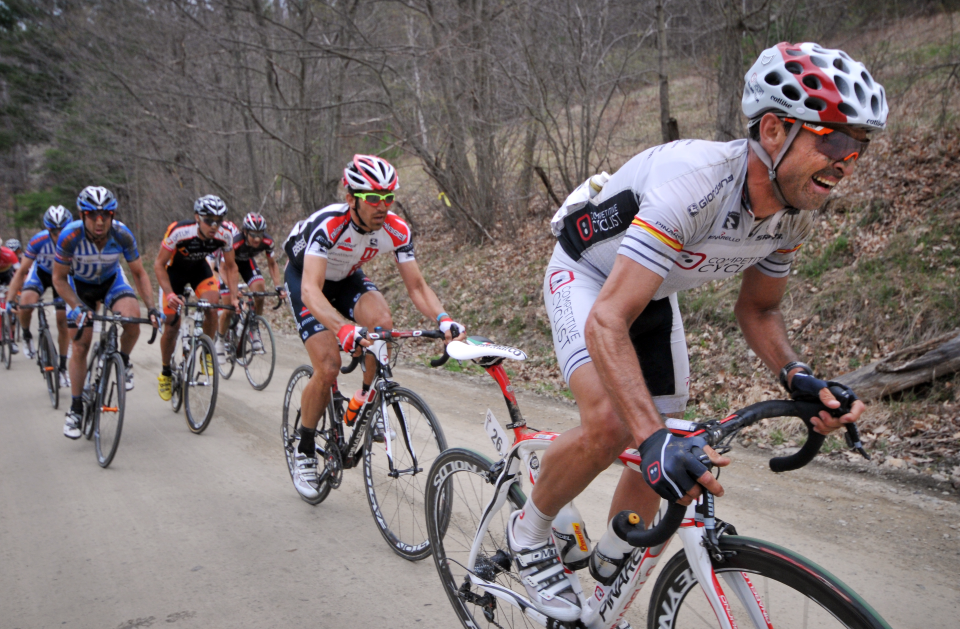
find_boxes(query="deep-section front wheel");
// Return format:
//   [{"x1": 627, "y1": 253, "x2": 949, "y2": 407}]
[
  {"x1": 647, "y1": 535, "x2": 891, "y2": 629},
  {"x1": 94, "y1": 353, "x2": 126, "y2": 468},
  {"x1": 281, "y1": 365, "x2": 333, "y2": 505},
  {"x1": 425, "y1": 448, "x2": 529, "y2": 629},
  {"x1": 362, "y1": 386, "x2": 447, "y2": 561},
  {"x1": 183, "y1": 335, "x2": 218, "y2": 434},
  {"x1": 242, "y1": 314, "x2": 276, "y2": 390},
  {"x1": 41, "y1": 328, "x2": 59, "y2": 409}
]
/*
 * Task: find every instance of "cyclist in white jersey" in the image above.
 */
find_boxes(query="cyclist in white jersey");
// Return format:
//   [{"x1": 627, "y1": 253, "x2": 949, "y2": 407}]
[
  {"x1": 282, "y1": 154, "x2": 465, "y2": 501},
  {"x1": 508, "y1": 42, "x2": 883, "y2": 622}
]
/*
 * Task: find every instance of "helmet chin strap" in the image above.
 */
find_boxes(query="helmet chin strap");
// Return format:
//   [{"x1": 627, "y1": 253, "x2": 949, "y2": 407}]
[
  {"x1": 748, "y1": 120, "x2": 804, "y2": 212},
  {"x1": 349, "y1": 197, "x2": 374, "y2": 233}
]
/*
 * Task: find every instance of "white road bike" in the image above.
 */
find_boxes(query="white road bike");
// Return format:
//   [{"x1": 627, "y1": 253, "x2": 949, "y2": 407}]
[{"x1": 425, "y1": 338, "x2": 889, "y2": 629}]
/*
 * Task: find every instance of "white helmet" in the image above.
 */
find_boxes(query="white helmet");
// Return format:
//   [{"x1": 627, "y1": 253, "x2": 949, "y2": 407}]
[
  {"x1": 743, "y1": 42, "x2": 887, "y2": 130},
  {"x1": 194, "y1": 195, "x2": 228, "y2": 217},
  {"x1": 44, "y1": 205, "x2": 73, "y2": 230},
  {"x1": 242, "y1": 212, "x2": 266, "y2": 232},
  {"x1": 77, "y1": 186, "x2": 118, "y2": 213},
  {"x1": 342, "y1": 154, "x2": 398, "y2": 192}
]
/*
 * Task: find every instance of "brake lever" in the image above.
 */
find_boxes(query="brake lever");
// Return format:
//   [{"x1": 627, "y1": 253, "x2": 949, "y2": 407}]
[{"x1": 844, "y1": 423, "x2": 870, "y2": 460}]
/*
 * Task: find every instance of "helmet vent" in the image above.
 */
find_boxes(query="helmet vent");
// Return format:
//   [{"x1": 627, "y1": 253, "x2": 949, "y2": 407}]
[
  {"x1": 838, "y1": 102, "x2": 858, "y2": 118},
  {"x1": 871, "y1": 95, "x2": 880, "y2": 116},
  {"x1": 784, "y1": 61, "x2": 803, "y2": 75},
  {"x1": 764, "y1": 71, "x2": 783, "y2": 86},
  {"x1": 834, "y1": 75, "x2": 850, "y2": 97},
  {"x1": 802, "y1": 75, "x2": 822, "y2": 90},
  {"x1": 785, "y1": 49, "x2": 804, "y2": 57},
  {"x1": 854, "y1": 82, "x2": 867, "y2": 107},
  {"x1": 833, "y1": 58, "x2": 849, "y2": 73},
  {"x1": 804, "y1": 97, "x2": 826, "y2": 111},
  {"x1": 810, "y1": 55, "x2": 828, "y2": 68},
  {"x1": 861, "y1": 71, "x2": 874, "y2": 88},
  {"x1": 782, "y1": 84, "x2": 802, "y2": 101}
]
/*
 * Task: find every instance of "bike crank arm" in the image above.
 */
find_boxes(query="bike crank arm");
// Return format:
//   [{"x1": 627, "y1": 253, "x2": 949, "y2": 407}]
[{"x1": 387, "y1": 466, "x2": 423, "y2": 478}]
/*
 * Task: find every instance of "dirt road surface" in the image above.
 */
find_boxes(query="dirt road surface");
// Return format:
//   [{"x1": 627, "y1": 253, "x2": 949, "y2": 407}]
[{"x1": 2, "y1": 327, "x2": 958, "y2": 628}]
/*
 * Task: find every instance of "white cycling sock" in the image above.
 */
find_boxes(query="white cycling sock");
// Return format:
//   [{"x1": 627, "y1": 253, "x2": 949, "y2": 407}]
[{"x1": 512, "y1": 497, "x2": 554, "y2": 548}]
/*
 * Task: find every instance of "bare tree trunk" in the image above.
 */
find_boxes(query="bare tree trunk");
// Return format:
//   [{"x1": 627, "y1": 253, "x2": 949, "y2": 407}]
[
  {"x1": 715, "y1": 0, "x2": 744, "y2": 141},
  {"x1": 658, "y1": 0, "x2": 673, "y2": 143},
  {"x1": 517, "y1": 119, "x2": 538, "y2": 214}
]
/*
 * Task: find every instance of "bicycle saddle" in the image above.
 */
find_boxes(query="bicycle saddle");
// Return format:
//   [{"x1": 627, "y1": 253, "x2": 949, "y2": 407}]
[{"x1": 446, "y1": 338, "x2": 527, "y2": 362}]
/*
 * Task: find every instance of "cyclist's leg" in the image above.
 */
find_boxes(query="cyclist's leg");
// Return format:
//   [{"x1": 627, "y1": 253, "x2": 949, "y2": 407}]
[
  {"x1": 332, "y1": 270, "x2": 383, "y2": 389},
  {"x1": 48, "y1": 272, "x2": 70, "y2": 363},
  {"x1": 191, "y1": 265, "x2": 221, "y2": 339},
  {"x1": 67, "y1": 278, "x2": 103, "y2": 400},
  {"x1": 217, "y1": 275, "x2": 232, "y2": 337},
  {"x1": 245, "y1": 261, "x2": 266, "y2": 314},
  {"x1": 17, "y1": 267, "x2": 42, "y2": 333},
  {"x1": 105, "y1": 270, "x2": 140, "y2": 358},
  {"x1": 159, "y1": 279, "x2": 185, "y2": 370}
]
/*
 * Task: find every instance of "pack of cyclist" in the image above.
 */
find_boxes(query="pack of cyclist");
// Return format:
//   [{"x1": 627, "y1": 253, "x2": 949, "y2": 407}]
[{"x1": 0, "y1": 40, "x2": 888, "y2": 624}]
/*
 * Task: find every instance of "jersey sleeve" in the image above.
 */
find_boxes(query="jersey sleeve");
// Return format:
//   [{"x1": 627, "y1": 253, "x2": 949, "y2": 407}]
[
  {"x1": 383, "y1": 214, "x2": 415, "y2": 264},
  {"x1": 24, "y1": 233, "x2": 47, "y2": 261},
  {"x1": 753, "y1": 211, "x2": 814, "y2": 278},
  {"x1": 305, "y1": 224, "x2": 335, "y2": 259},
  {"x1": 114, "y1": 222, "x2": 141, "y2": 262},
  {"x1": 263, "y1": 235, "x2": 275, "y2": 257},
  {"x1": 215, "y1": 226, "x2": 233, "y2": 253},
  {"x1": 160, "y1": 221, "x2": 181, "y2": 252},
  {"x1": 616, "y1": 183, "x2": 701, "y2": 279},
  {"x1": 55, "y1": 222, "x2": 83, "y2": 265}
]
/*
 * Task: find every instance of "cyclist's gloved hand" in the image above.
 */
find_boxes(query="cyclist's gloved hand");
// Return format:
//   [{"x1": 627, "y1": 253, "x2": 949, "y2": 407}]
[
  {"x1": 637, "y1": 428, "x2": 712, "y2": 502},
  {"x1": 337, "y1": 324, "x2": 367, "y2": 354},
  {"x1": 276, "y1": 286, "x2": 287, "y2": 299},
  {"x1": 4, "y1": 300, "x2": 15, "y2": 313},
  {"x1": 789, "y1": 373, "x2": 858, "y2": 416},
  {"x1": 438, "y1": 315, "x2": 465, "y2": 340},
  {"x1": 67, "y1": 303, "x2": 90, "y2": 326},
  {"x1": 147, "y1": 307, "x2": 165, "y2": 326}
]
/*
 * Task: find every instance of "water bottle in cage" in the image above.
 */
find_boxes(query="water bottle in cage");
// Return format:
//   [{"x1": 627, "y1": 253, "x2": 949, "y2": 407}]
[{"x1": 551, "y1": 502, "x2": 592, "y2": 570}]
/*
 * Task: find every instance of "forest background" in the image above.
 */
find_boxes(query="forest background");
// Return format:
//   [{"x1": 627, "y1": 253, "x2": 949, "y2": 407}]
[{"x1": 2, "y1": 0, "x2": 960, "y2": 482}]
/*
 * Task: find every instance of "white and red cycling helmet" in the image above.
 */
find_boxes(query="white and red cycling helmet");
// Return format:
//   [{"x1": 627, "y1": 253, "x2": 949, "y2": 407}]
[
  {"x1": 242, "y1": 212, "x2": 267, "y2": 232},
  {"x1": 342, "y1": 154, "x2": 398, "y2": 192},
  {"x1": 743, "y1": 42, "x2": 887, "y2": 130}
]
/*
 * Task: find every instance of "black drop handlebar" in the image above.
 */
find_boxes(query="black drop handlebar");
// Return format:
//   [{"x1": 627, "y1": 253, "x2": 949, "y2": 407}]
[
  {"x1": 239, "y1": 289, "x2": 285, "y2": 311},
  {"x1": 615, "y1": 389, "x2": 867, "y2": 549},
  {"x1": 73, "y1": 312, "x2": 159, "y2": 344},
  {"x1": 340, "y1": 328, "x2": 450, "y2": 374}
]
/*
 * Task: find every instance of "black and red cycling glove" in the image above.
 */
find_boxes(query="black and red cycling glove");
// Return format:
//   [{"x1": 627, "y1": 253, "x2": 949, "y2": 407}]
[{"x1": 637, "y1": 429, "x2": 712, "y2": 502}]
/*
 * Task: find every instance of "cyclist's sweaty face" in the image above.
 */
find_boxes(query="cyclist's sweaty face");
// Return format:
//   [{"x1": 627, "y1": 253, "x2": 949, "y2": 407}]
[
  {"x1": 195, "y1": 213, "x2": 221, "y2": 239},
  {"x1": 83, "y1": 211, "x2": 113, "y2": 239},
  {"x1": 350, "y1": 193, "x2": 388, "y2": 231},
  {"x1": 777, "y1": 122, "x2": 867, "y2": 211}
]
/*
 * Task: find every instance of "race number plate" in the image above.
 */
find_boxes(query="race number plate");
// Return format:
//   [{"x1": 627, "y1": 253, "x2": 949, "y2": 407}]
[{"x1": 484, "y1": 409, "x2": 510, "y2": 457}]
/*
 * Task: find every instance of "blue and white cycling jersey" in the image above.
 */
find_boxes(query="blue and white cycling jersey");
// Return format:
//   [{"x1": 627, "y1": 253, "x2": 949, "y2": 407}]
[
  {"x1": 24, "y1": 230, "x2": 58, "y2": 274},
  {"x1": 56, "y1": 219, "x2": 140, "y2": 284}
]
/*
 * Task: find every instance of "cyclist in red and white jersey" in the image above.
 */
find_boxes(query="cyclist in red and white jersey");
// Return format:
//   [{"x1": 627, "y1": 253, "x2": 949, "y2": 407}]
[
  {"x1": 0, "y1": 242, "x2": 21, "y2": 354},
  {"x1": 282, "y1": 154, "x2": 465, "y2": 501},
  {"x1": 510, "y1": 42, "x2": 881, "y2": 622}
]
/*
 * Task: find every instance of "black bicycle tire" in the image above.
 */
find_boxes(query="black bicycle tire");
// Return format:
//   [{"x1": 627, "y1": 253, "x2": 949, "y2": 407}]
[
  {"x1": 426, "y1": 448, "x2": 528, "y2": 629},
  {"x1": 82, "y1": 343, "x2": 99, "y2": 440},
  {"x1": 243, "y1": 314, "x2": 275, "y2": 390},
  {"x1": 280, "y1": 365, "x2": 333, "y2": 505},
  {"x1": 94, "y1": 353, "x2": 126, "y2": 468},
  {"x1": 235, "y1": 317, "x2": 251, "y2": 368},
  {"x1": 647, "y1": 535, "x2": 891, "y2": 629},
  {"x1": 41, "y1": 327, "x2": 59, "y2": 409},
  {"x1": 362, "y1": 386, "x2": 447, "y2": 561},
  {"x1": 1, "y1": 312, "x2": 10, "y2": 370},
  {"x1": 170, "y1": 345, "x2": 184, "y2": 413},
  {"x1": 183, "y1": 334, "x2": 218, "y2": 434}
]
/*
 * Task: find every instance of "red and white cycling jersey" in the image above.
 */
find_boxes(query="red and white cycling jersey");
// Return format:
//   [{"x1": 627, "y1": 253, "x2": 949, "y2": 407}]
[{"x1": 283, "y1": 203, "x2": 415, "y2": 281}]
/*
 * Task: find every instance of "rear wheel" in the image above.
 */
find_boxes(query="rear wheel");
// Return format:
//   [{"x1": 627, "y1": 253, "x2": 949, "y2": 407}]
[
  {"x1": 1, "y1": 311, "x2": 11, "y2": 370},
  {"x1": 183, "y1": 335, "x2": 218, "y2": 433},
  {"x1": 425, "y1": 448, "x2": 530, "y2": 629},
  {"x1": 94, "y1": 353, "x2": 126, "y2": 468},
  {"x1": 40, "y1": 328, "x2": 59, "y2": 409},
  {"x1": 218, "y1": 330, "x2": 236, "y2": 380},
  {"x1": 242, "y1": 314, "x2": 276, "y2": 390},
  {"x1": 647, "y1": 536, "x2": 891, "y2": 629},
  {"x1": 281, "y1": 365, "x2": 340, "y2": 505},
  {"x1": 363, "y1": 386, "x2": 447, "y2": 561}
]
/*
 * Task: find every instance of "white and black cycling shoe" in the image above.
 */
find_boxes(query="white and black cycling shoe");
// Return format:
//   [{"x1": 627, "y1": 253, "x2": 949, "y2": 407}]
[
  {"x1": 59, "y1": 369, "x2": 71, "y2": 388},
  {"x1": 506, "y1": 511, "x2": 581, "y2": 622},
  {"x1": 63, "y1": 411, "x2": 82, "y2": 440},
  {"x1": 215, "y1": 336, "x2": 227, "y2": 365},
  {"x1": 293, "y1": 451, "x2": 320, "y2": 500},
  {"x1": 23, "y1": 338, "x2": 36, "y2": 359},
  {"x1": 250, "y1": 325, "x2": 264, "y2": 352},
  {"x1": 125, "y1": 368, "x2": 135, "y2": 391}
]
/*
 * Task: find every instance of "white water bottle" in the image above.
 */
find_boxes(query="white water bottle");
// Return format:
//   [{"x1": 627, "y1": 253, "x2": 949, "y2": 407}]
[
  {"x1": 551, "y1": 502, "x2": 592, "y2": 571},
  {"x1": 589, "y1": 512, "x2": 642, "y2": 585}
]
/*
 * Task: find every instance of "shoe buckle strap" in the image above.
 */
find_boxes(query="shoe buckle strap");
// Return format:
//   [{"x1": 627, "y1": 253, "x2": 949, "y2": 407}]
[{"x1": 515, "y1": 544, "x2": 559, "y2": 568}]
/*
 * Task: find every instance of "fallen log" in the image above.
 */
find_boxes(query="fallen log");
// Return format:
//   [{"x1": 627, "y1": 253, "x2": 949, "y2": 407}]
[{"x1": 835, "y1": 330, "x2": 960, "y2": 400}]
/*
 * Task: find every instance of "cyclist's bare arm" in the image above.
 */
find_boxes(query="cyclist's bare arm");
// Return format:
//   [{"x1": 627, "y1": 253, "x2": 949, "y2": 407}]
[
  {"x1": 5, "y1": 255, "x2": 32, "y2": 301},
  {"x1": 735, "y1": 266, "x2": 865, "y2": 433},
  {"x1": 52, "y1": 261, "x2": 81, "y2": 310},
  {"x1": 220, "y1": 249, "x2": 241, "y2": 304},
  {"x1": 125, "y1": 257, "x2": 158, "y2": 318},
  {"x1": 265, "y1": 251, "x2": 283, "y2": 290},
  {"x1": 396, "y1": 259, "x2": 465, "y2": 341},
  {"x1": 153, "y1": 247, "x2": 183, "y2": 310},
  {"x1": 585, "y1": 255, "x2": 726, "y2": 502},
  {"x1": 300, "y1": 254, "x2": 367, "y2": 346}
]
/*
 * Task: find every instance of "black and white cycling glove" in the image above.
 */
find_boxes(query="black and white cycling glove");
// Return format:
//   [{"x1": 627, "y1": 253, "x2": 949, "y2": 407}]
[
  {"x1": 789, "y1": 373, "x2": 858, "y2": 415},
  {"x1": 637, "y1": 429, "x2": 711, "y2": 503}
]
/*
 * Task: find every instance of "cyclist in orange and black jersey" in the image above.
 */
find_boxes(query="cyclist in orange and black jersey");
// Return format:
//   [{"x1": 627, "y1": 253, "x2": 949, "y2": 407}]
[{"x1": 153, "y1": 195, "x2": 240, "y2": 401}]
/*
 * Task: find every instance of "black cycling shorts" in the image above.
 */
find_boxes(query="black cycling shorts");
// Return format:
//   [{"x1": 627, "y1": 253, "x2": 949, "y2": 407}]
[
  {"x1": 285, "y1": 263, "x2": 379, "y2": 343},
  {"x1": 22, "y1": 266, "x2": 66, "y2": 310},
  {"x1": 238, "y1": 258, "x2": 264, "y2": 285}
]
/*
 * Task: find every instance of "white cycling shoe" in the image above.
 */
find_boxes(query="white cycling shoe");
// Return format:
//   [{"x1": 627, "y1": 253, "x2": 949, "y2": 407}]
[
  {"x1": 293, "y1": 450, "x2": 320, "y2": 500},
  {"x1": 59, "y1": 369, "x2": 70, "y2": 388},
  {"x1": 506, "y1": 511, "x2": 581, "y2": 622},
  {"x1": 63, "y1": 412, "x2": 82, "y2": 440},
  {"x1": 215, "y1": 337, "x2": 226, "y2": 365}
]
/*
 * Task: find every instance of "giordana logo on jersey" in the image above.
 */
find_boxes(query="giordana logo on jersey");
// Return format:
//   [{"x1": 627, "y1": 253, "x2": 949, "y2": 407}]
[
  {"x1": 722, "y1": 211, "x2": 740, "y2": 230},
  {"x1": 686, "y1": 175, "x2": 734, "y2": 216}
]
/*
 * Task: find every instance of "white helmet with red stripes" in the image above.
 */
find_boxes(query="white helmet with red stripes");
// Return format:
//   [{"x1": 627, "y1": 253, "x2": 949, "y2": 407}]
[
  {"x1": 743, "y1": 42, "x2": 887, "y2": 130},
  {"x1": 342, "y1": 154, "x2": 398, "y2": 192}
]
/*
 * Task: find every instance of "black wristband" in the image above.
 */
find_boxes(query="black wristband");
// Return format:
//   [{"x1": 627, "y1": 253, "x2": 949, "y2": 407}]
[{"x1": 779, "y1": 361, "x2": 813, "y2": 392}]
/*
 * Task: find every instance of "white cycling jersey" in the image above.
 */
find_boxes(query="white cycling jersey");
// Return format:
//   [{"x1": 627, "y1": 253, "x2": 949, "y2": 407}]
[
  {"x1": 550, "y1": 139, "x2": 814, "y2": 300},
  {"x1": 283, "y1": 203, "x2": 415, "y2": 281}
]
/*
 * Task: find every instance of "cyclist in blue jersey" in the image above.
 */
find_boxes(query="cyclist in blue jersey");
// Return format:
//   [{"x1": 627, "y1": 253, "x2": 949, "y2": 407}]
[
  {"x1": 53, "y1": 186, "x2": 161, "y2": 440},
  {"x1": 4, "y1": 206, "x2": 74, "y2": 386}
]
